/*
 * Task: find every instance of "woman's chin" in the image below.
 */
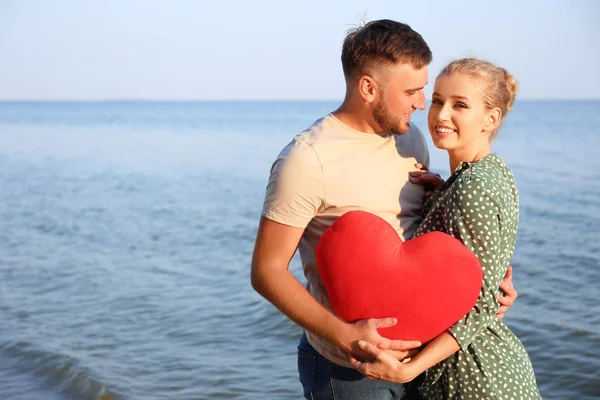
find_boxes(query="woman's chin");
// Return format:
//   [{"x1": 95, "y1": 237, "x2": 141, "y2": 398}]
[{"x1": 431, "y1": 139, "x2": 452, "y2": 151}]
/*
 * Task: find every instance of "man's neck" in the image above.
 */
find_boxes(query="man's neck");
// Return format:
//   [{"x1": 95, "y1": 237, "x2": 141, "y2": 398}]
[{"x1": 332, "y1": 102, "x2": 380, "y2": 134}]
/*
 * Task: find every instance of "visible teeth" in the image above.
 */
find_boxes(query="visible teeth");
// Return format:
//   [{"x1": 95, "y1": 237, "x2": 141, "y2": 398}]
[{"x1": 437, "y1": 127, "x2": 455, "y2": 133}]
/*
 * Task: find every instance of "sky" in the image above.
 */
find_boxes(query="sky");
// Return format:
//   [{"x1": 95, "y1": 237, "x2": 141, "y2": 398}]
[{"x1": 0, "y1": 0, "x2": 598, "y2": 101}]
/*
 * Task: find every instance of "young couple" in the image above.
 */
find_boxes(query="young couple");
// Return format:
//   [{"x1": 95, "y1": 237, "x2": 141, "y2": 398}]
[{"x1": 251, "y1": 19, "x2": 541, "y2": 399}]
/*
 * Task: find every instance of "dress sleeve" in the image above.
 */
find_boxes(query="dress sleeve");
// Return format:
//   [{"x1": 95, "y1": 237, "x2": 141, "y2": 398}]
[
  {"x1": 262, "y1": 138, "x2": 325, "y2": 228},
  {"x1": 443, "y1": 175, "x2": 507, "y2": 349}
]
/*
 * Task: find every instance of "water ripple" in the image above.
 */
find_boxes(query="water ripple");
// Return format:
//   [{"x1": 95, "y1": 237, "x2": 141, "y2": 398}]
[{"x1": 2, "y1": 101, "x2": 600, "y2": 399}]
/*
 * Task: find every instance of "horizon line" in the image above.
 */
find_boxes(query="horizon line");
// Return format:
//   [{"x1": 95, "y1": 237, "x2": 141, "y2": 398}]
[{"x1": 0, "y1": 98, "x2": 599, "y2": 103}]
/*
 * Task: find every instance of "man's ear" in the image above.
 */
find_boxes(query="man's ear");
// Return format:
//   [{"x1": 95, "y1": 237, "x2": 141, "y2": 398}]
[{"x1": 358, "y1": 75, "x2": 378, "y2": 104}]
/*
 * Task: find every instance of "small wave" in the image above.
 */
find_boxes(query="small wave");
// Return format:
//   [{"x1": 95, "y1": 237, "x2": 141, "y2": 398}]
[{"x1": 0, "y1": 340, "x2": 120, "y2": 400}]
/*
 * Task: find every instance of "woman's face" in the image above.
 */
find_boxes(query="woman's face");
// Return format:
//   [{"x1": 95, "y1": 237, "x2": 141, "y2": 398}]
[{"x1": 427, "y1": 73, "x2": 493, "y2": 152}]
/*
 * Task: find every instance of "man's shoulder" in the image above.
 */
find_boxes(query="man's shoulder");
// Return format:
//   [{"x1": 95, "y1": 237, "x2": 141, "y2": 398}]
[
  {"x1": 393, "y1": 122, "x2": 430, "y2": 163},
  {"x1": 405, "y1": 122, "x2": 428, "y2": 145},
  {"x1": 277, "y1": 114, "x2": 339, "y2": 156},
  {"x1": 274, "y1": 117, "x2": 331, "y2": 169},
  {"x1": 294, "y1": 114, "x2": 341, "y2": 145}
]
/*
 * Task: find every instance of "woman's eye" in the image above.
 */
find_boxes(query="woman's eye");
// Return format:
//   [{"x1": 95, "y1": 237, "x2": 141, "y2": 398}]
[
  {"x1": 455, "y1": 103, "x2": 467, "y2": 108},
  {"x1": 431, "y1": 99, "x2": 442, "y2": 105}
]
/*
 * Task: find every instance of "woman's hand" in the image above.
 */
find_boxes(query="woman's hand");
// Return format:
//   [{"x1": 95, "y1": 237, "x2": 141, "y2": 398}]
[
  {"x1": 349, "y1": 341, "x2": 420, "y2": 383},
  {"x1": 497, "y1": 266, "x2": 518, "y2": 319},
  {"x1": 409, "y1": 163, "x2": 444, "y2": 197},
  {"x1": 383, "y1": 347, "x2": 422, "y2": 362}
]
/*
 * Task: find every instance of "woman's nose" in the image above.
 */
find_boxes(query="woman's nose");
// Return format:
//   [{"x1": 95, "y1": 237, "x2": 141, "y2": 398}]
[{"x1": 437, "y1": 104, "x2": 451, "y2": 121}]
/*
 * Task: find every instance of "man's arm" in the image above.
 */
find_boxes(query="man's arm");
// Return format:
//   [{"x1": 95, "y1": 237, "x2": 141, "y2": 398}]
[
  {"x1": 350, "y1": 332, "x2": 459, "y2": 383},
  {"x1": 251, "y1": 216, "x2": 420, "y2": 357},
  {"x1": 251, "y1": 217, "x2": 351, "y2": 349}
]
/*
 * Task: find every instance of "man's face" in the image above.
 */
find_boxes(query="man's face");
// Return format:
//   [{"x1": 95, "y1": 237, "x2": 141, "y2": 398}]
[{"x1": 372, "y1": 63, "x2": 428, "y2": 134}]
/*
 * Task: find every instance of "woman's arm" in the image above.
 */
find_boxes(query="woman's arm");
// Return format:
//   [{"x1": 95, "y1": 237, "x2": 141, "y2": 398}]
[
  {"x1": 352, "y1": 175, "x2": 515, "y2": 380},
  {"x1": 351, "y1": 332, "x2": 459, "y2": 383},
  {"x1": 443, "y1": 176, "x2": 510, "y2": 349}
]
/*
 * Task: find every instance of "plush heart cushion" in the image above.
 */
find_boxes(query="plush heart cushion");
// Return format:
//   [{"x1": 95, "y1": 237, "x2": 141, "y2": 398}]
[{"x1": 315, "y1": 210, "x2": 482, "y2": 343}]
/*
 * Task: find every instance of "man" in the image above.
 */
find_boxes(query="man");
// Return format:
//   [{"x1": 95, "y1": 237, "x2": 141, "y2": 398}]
[{"x1": 251, "y1": 19, "x2": 517, "y2": 400}]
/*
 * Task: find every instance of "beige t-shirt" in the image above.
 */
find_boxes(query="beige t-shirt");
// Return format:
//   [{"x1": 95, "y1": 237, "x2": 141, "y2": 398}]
[{"x1": 262, "y1": 113, "x2": 429, "y2": 367}]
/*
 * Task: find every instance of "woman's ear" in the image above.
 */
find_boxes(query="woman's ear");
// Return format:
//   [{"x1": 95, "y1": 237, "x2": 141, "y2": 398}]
[
  {"x1": 358, "y1": 75, "x2": 378, "y2": 104},
  {"x1": 484, "y1": 107, "x2": 502, "y2": 133}
]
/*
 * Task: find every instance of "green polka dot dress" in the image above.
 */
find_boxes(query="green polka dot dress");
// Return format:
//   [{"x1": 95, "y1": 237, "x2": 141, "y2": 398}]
[{"x1": 413, "y1": 153, "x2": 541, "y2": 400}]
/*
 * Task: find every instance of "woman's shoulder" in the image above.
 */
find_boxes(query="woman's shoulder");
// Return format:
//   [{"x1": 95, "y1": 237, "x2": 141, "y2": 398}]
[{"x1": 451, "y1": 154, "x2": 518, "y2": 209}]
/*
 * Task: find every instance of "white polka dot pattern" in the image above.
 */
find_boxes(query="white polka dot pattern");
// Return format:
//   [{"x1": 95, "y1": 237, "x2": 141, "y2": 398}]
[{"x1": 413, "y1": 154, "x2": 541, "y2": 399}]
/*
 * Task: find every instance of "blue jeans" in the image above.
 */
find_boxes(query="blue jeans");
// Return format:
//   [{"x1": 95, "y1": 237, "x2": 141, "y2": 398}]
[{"x1": 297, "y1": 333, "x2": 424, "y2": 400}]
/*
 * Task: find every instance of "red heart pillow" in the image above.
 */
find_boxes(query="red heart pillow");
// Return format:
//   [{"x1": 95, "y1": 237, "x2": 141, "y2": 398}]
[{"x1": 315, "y1": 210, "x2": 482, "y2": 343}]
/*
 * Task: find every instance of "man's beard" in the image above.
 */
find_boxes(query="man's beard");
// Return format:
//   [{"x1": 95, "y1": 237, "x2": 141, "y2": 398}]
[{"x1": 373, "y1": 99, "x2": 411, "y2": 135}]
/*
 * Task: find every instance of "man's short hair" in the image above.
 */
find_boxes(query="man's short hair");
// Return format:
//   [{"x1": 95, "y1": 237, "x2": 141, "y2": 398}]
[{"x1": 341, "y1": 19, "x2": 432, "y2": 81}]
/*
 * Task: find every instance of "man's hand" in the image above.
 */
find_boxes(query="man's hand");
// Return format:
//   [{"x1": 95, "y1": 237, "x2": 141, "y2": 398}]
[
  {"x1": 349, "y1": 341, "x2": 419, "y2": 383},
  {"x1": 343, "y1": 318, "x2": 421, "y2": 362},
  {"x1": 497, "y1": 266, "x2": 518, "y2": 320}
]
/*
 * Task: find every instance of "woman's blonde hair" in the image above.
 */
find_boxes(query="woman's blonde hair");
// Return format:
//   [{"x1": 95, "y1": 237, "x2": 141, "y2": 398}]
[{"x1": 438, "y1": 58, "x2": 518, "y2": 137}]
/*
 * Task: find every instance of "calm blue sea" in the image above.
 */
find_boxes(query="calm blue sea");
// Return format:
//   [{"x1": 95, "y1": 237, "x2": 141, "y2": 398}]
[{"x1": 1, "y1": 100, "x2": 599, "y2": 399}]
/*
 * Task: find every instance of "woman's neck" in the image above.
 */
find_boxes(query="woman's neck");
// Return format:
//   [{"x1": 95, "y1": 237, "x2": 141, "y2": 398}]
[{"x1": 448, "y1": 146, "x2": 491, "y2": 172}]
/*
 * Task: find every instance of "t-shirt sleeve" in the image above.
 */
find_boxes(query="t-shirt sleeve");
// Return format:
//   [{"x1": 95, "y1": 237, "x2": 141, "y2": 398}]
[
  {"x1": 262, "y1": 137, "x2": 325, "y2": 228},
  {"x1": 443, "y1": 175, "x2": 506, "y2": 349},
  {"x1": 410, "y1": 123, "x2": 430, "y2": 168}
]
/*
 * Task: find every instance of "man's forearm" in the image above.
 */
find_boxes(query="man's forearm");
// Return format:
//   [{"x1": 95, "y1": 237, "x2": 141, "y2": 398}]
[{"x1": 252, "y1": 266, "x2": 352, "y2": 352}]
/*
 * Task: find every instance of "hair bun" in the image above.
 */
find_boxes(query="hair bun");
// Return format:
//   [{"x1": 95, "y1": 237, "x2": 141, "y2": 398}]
[{"x1": 501, "y1": 68, "x2": 518, "y2": 112}]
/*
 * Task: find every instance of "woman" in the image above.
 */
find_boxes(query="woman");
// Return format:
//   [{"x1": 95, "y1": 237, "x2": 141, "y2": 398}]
[{"x1": 351, "y1": 58, "x2": 542, "y2": 399}]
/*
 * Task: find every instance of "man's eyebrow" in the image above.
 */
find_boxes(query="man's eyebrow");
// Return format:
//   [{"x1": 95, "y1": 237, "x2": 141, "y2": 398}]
[{"x1": 405, "y1": 84, "x2": 427, "y2": 92}]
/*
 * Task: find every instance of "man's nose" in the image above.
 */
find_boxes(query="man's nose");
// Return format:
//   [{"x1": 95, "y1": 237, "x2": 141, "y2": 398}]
[{"x1": 414, "y1": 91, "x2": 426, "y2": 110}]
